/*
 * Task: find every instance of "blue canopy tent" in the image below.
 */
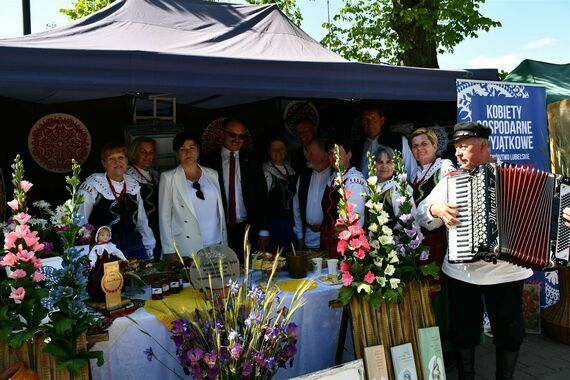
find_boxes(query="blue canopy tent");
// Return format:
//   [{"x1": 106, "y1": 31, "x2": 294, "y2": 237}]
[{"x1": 0, "y1": 0, "x2": 498, "y2": 108}]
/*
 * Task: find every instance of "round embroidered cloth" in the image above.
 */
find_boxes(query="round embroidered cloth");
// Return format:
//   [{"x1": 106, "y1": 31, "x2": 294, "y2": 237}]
[
  {"x1": 282, "y1": 100, "x2": 319, "y2": 137},
  {"x1": 28, "y1": 113, "x2": 91, "y2": 173}
]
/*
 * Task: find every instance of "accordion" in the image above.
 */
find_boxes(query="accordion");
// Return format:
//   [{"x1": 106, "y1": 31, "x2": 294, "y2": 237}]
[{"x1": 447, "y1": 163, "x2": 570, "y2": 269}]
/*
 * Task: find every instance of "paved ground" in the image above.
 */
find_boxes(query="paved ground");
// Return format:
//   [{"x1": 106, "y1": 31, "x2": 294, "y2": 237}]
[{"x1": 446, "y1": 333, "x2": 570, "y2": 379}]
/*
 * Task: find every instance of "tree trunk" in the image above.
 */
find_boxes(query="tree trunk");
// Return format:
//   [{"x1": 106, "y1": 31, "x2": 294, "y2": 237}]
[{"x1": 391, "y1": 0, "x2": 440, "y2": 68}]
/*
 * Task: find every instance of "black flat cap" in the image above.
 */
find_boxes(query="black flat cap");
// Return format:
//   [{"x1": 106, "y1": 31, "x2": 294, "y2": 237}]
[{"x1": 452, "y1": 122, "x2": 492, "y2": 142}]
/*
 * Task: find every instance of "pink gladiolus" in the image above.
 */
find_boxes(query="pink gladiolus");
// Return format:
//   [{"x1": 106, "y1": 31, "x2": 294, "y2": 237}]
[
  {"x1": 339, "y1": 261, "x2": 351, "y2": 272},
  {"x1": 341, "y1": 271, "x2": 353, "y2": 286},
  {"x1": 31, "y1": 256, "x2": 42, "y2": 269},
  {"x1": 353, "y1": 249, "x2": 366, "y2": 260},
  {"x1": 359, "y1": 236, "x2": 370, "y2": 251},
  {"x1": 337, "y1": 240, "x2": 347, "y2": 256},
  {"x1": 348, "y1": 225, "x2": 365, "y2": 238},
  {"x1": 20, "y1": 181, "x2": 33, "y2": 193},
  {"x1": 0, "y1": 252, "x2": 18, "y2": 267},
  {"x1": 344, "y1": 189, "x2": 352, "y2": 199},
  {"x1": 4, "y1": 232, "x2": 18, "y2": 250},
  {"x1": 9, "y1": 287, "x2": 25, "y2": 303},
  {"x1": 345, "y1": 201, "x2": 355, "y2": 213},
  {"x1": 363, "y1": 271, "x2": 376, "y2": 284},
  {"x1": 349, "y1": 237, "x2": 363, "y2": 249},
  {"x1": 338, "y1": 230, "x2": 352, "y2": 241},
  {"x1": 16, "y1": 248, "x2": 35, "y2": 262},
  {"x1": 13, "y1": 212, "x2": 31, "y2": 225},
  {"x1": 23, "y1": 235, "x2": 39, "y2": 248},
  {"x1": 32, "y1": 271, "x2": 44, "y2": 282},
  {"x1": 9, "y1": 269, "x2": 27, "y2": 279},
  {"x1": 7, "y1": 199, "x2": 19, "y2": 211},
  {"x1": 347, "y1": 211, "x2": 359, "y2": 224}
]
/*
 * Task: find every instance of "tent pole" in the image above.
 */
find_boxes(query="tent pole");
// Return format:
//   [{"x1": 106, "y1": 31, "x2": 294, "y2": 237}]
[{"x1": 22, "y1": 0, "x2": 31, "y2": 35}]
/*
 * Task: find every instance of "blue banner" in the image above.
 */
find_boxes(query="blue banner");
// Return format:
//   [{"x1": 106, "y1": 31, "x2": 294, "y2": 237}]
[{"x1": 456, "y1": 79, "x2": 548, "y2": 170}]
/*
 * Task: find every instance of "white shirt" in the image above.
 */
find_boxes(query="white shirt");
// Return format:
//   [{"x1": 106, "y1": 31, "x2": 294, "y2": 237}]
[
  {"x1": 293, "y1": 167, "x2": 331, "y2": 249},
  {"x1": 416, "y1": 174, "x2": 533, "y2": 285},
  {"x1": 221, "y1": 147, "x2": 247, "y2": 223},
  {"x1": 412, "y1": 158, "x2": 455, "y2": 186},
  {"x1": 185, "y1": 175, "x2": 222, "y2": 246}
]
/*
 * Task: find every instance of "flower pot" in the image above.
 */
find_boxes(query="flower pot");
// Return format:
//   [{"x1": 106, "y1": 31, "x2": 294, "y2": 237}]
[{"x1": 286, "y1": 252, "x2": 307, "y2": 279}]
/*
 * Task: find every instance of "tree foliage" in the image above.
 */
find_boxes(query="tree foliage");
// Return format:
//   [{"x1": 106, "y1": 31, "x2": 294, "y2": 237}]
[
  {"x1": 321, "y1": 0, "x2": 501, "y2": 68},
  {"x1": 245, "y1": 0, "x2": 303, "y2": 26},
  {"x1": 61, "y1": 0, "x2": 302, "y2": 26},
  {"x1": 60, "y1": 0, "x2": 114, "y2": 20}
]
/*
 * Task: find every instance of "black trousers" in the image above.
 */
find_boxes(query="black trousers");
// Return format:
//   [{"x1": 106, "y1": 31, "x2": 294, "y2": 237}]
[
  {"x1": 227, "y1": 222, "x2": 248, "y2": 262},
  {"x1": 448, "y1": 276, "x2": 526, "y2": 351}
]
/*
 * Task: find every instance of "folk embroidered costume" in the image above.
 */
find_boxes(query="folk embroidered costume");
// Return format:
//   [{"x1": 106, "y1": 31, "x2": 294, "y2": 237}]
[
  {"x1": 263, "y1": 161, "x2": 297, "y2": 251},
  {"x1": 126, "y1": 165, "x2": 160, "y2": 256},
  {"x1": 79, "y1": 173, "x2": 155, "y2": 260}
]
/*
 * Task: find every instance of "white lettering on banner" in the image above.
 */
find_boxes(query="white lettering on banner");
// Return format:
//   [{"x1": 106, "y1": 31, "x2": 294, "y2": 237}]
[
  {"x1": 489, "y1": 135, "x2": 534, "y2": 152},
  {"x1": 485, "y1": 105, "x2": 523, "y2": 119},
  {"x1": 479, "y1": 120, "x2": 533, "y2": 135}
]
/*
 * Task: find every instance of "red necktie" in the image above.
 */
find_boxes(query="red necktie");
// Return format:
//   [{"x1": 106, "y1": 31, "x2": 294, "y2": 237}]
[{"x1": 229, "y1": 152, "x2": 237, "y2": 224}]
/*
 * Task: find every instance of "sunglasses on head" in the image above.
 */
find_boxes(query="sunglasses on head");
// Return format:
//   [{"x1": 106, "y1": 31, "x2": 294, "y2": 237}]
[
  {"x1": 223, "y1": 130, "x2": 247, "y2": 140},
  {"x1": 192, "y1": 181, "x2": 205, "y2": 200}
]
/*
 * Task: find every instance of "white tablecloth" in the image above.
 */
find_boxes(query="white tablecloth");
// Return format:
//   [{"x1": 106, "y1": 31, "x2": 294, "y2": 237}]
[{"x1": 90, "y1": 271, "x2": 344, "y2": 379}]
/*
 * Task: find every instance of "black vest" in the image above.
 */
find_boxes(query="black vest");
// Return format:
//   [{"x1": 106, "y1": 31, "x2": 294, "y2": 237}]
[{"x1": 297, "y1": 168, "x2": 313, "y2": 228}]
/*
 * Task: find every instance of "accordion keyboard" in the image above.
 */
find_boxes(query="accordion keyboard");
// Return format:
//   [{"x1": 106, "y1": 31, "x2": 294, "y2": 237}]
[{"x1": 447, "y1": 172, "x2": 474, "y2": 262}]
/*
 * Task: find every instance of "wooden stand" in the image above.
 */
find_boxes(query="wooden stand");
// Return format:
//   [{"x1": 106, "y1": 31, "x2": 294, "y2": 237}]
[
  {"x1": 542, "y1": 267, "x2": 570, "y2": 344},
  {"x1": 349, "y1": 280, "x2": 435, "y2": 380},
  {"x1": 0, "y1": 333, "x2": 89, "y2": 380}
]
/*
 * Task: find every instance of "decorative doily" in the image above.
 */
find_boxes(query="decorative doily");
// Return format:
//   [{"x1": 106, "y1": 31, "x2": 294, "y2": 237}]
[
  {"x1": 429, "y1": 125, "x2": 450, "y2": 156},
  {"x1": 28, "y1": 113, "x2": 91, "y2": 173},
  {"x1": 282, "y1": 101, "x2": 319, "y2": 137},
  {"x1": 201, "y1": 117, "x2": 253, "y2": 155}
]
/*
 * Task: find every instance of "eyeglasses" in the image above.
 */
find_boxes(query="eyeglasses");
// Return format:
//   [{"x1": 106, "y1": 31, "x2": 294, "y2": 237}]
[
  {"x1": 223, "y1": 130, "x2": 247, "y2": 140},
  {"x1": 192, "y1": 181, "x2": 205, "y2": 200}
]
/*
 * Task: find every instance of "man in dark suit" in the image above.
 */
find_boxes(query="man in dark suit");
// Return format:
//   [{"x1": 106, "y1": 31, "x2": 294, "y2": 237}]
[
  {"x1": 201, "y1": 118, "x2": 269, "y2": 259},
  {"x1": 351, "y1": 104, "x2": 417, "y2": 179},
  {"x1": 289, "y1": 118, "x2": 318, "y2": 173}
]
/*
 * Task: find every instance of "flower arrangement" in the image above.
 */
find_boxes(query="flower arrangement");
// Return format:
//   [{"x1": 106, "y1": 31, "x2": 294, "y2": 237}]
[
  {"x1": 139, "y1": 229, "x2": 309, "y2": 379},
  {"x1": 39, "y1": 160, "x2": 103, "y2": 373},
  {"x1": 18, "y1": 200, "x2": 96, "y2": 258},
  {"x1": 0, "y1": 155, "x2": 48, "y2": 347},
  {"x1": 335, "y1": 147, "x2": 403, "y2": 305},
  {"x1": 391, "y1": 151, "x2": 439, "y2": 283},
  {"x1": 335, "y1": 147, "x2": 438, "y2": 306}
]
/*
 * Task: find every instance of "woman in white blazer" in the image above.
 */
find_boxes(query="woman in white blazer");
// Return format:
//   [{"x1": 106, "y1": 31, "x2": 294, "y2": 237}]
[{"x1": 159, "y1": 132, "x2": 227, "y2": 261}]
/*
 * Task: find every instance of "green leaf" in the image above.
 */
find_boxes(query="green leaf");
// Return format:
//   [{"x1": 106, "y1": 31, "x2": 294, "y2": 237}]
[
  {"x1": 44, "y1": 338, "x2": 74, "y2": 361},
  {"x1": 53, "y1": 317, "x2": 74, "y2": 336},
  {"x1": 338, "y1": 286, "x2": 356, "y2": 305}
]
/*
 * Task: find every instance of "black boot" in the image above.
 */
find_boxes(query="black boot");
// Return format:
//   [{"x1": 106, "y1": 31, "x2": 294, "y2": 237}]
[
  {"x1": 455, "y1": 348, "x2": 475, "y2": 380},
  {"x1": 496, "y1": 349, "x2": 519, "y2": 380}
]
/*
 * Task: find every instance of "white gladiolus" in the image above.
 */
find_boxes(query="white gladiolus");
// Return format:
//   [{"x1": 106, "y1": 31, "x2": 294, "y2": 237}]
[
  {"x1": 384, "y1": 264, "x2": 395, "y2": 276},
  {"x1": 390, "y1": 278, "x2": 401, "y2": 289},
  {"x1": 367, "y1": 176, "x2": 378, "y2": 186}
]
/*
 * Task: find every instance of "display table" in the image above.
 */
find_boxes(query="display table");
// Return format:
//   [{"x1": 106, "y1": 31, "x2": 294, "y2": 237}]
[{"x1": 90, "y1": 270, "x2": 343, "y2": 379}]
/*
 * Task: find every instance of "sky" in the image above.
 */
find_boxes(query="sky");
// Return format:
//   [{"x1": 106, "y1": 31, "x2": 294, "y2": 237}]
[{"x1": 0, "y1": 0, "x2": 569, "y2": 72}]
